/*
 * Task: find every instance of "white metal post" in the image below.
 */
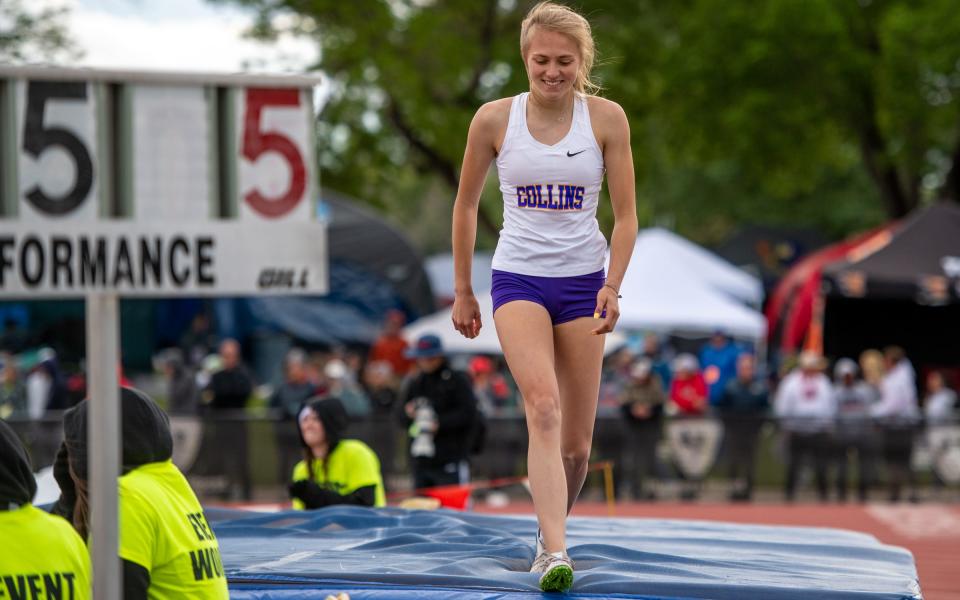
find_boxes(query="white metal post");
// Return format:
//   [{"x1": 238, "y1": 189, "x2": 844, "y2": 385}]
[{"x1": 86, "y1": 293, "x2": 121, "y2": 600}]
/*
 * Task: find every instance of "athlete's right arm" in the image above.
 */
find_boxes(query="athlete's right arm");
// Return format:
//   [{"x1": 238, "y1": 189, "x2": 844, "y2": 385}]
[{"x1": 451, "y1": 101, "x2": 505, "y2": 339}]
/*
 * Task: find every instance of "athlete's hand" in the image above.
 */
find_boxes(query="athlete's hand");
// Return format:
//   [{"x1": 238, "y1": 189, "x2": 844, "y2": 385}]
[
  {"x1": 452, "y1": 292, "x2": 482, "y2": 338},
  {"x1": 591, "y1": 285, "x2": 620, "y2": 335}
]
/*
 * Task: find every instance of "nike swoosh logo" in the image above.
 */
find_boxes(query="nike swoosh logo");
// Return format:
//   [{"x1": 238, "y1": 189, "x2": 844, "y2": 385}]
[{"x1": 566, "y1": 149, "x2": 588, "y2": 157}]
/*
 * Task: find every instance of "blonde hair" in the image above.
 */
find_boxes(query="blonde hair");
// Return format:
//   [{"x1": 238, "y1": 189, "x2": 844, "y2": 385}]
[
  {"x1": 859, "y1": 349, "x2": 885, "y2": 387},
  {"x1": 520, "y1": 2, "x2": 599, "y2": 95}
]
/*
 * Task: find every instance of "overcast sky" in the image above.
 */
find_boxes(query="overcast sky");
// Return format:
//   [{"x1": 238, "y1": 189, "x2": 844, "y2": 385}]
[{"x1": 37, "y1": 0, "x2": 319, "y2": 73}]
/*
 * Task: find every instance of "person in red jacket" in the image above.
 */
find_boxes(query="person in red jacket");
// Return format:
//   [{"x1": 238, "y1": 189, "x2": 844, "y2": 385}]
[
  {"x1": 669, "y1": 354, "x2": 708, "y2": 416},
  {"x1": 368, "y1": 309, "x2": 414, "y2": 377}
]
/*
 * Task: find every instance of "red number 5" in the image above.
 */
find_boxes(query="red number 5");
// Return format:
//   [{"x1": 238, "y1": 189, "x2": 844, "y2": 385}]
[{"x1": 242, "y1": 88, "x2": 307, "y2": 218}]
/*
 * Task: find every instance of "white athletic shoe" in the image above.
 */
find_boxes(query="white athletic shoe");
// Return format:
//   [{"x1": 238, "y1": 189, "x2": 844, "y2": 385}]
[
  {"x1": 531, "y1": 551, "x2": 574, "y2": 592},
  {"x1": 535, "y1": 528, "x2": 545, "y2": 556}
]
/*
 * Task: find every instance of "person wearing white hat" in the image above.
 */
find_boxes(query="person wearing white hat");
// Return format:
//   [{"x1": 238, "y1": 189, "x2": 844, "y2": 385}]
[
  {"x1": 774, "y1": 351, "x2": 835, "y2": 501},
  {"x1": 618, "y1": 358, "x2": 666, "y2": 500},
  {"x1": 832, "y1": 358, "x2": 879, "y2": 502},
  {"x1": 323, "y1": 359, "x2": 371, "y2": 418}
]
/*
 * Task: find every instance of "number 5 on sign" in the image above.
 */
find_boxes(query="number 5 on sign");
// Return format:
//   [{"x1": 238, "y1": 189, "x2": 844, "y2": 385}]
[
  {"x1": 238, "y1": 88, "x2": 313, "y2": 222},
  {"x1": 16, "y1": 80, "x2": 99, "y2": 221}
]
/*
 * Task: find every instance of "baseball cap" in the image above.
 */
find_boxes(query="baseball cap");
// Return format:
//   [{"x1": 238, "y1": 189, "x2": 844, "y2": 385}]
[
  {"x1": 324, "y1": 359, "x2": 348, "y2": 379},
  {"x1": 405, "y1": 334, "x2": 444, "y2": 359},
  {"x1": 799, "y1": 350, "x2": 825, "y2": 370},
  {"x1": 630, "y1": 358, "x2": 652, "y2": 379},
  {"x1": 834, "y1": 358, "x2": 858, "y2": 378}
]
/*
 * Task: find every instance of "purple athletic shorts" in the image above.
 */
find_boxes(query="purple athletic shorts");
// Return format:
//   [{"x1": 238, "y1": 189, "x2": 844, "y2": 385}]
[{"x1": 491, "y1": 269, "x2": 605, "y2": 325}]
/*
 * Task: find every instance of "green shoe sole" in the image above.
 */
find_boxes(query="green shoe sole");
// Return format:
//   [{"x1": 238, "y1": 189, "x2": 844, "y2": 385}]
[{"x1": 539, "y1": 564, "x2": 573, "y2": 593}]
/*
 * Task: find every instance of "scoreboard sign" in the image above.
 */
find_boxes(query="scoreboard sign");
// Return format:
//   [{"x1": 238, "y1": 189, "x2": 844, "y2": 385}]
[
  {"x1": 0, "y1": 221, "x2": 326, "y2": 297},
  {"x1": 15, "y1": 80, "x2": 100, "y2": 221},
  {"x1": 0, "y1": 66, "x2": 326, "y2": 600},
  {"x1": 0, "y1": 66, "x2": 325, "y2": 294},
  {"x1": 238, "y1": 87, "x2": 313, "y2": 222}
]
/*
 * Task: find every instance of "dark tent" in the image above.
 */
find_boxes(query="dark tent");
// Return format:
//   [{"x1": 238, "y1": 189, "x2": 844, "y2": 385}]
[
  {"x1": 822, "y1": 202, "x2": 960, "y2": 364},
  {"x1": 714, "y1": 225, "x2": 830, "y2": 292},
  {"x1": 209, "y1": 191, "x2": 436, "y2": 348},
  {"x1": 764, "y1": 224, "x2": 895, "y2": 356}
]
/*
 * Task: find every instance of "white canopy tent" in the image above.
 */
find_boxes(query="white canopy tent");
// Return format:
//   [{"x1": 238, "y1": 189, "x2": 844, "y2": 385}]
[
  {"x1": 633, "y1": 228, "x2": 764, "y2": 306},
  {"x1": 403, "y1": 291, "x2": 627, "y2": 356},
  {"x1": 615, "y1": 240, "x2": 767, "y2": 342},
  {"x1": 424, "y1": 251, "x2": 494, "y2": 303}
]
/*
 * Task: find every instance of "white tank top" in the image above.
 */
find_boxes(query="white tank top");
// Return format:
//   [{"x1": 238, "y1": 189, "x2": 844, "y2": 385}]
[{"x1": 491, "y1": 92, "x2": 607, "y2": 277}]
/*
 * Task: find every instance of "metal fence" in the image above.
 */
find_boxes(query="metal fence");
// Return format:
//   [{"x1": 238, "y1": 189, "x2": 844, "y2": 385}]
[{"x1": 7, "y1": 413, "x2": 959, "y2": 503}]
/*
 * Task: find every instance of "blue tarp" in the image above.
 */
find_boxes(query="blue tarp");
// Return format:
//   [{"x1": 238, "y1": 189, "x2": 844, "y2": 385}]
[{"x1": 210, "y1": 506, "x2": 921, "y2": 600}]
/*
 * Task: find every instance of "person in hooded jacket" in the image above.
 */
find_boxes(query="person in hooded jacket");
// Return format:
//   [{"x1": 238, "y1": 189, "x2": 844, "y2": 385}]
[
  {"x1": 289, "y1": 396, "x2": 386, "y2": 509},
  {"x1": 0, "y1": 420, "x2": 91, "y2": 599},
  {"x1": 397, "y1": 334, "x2": 481, "y2": 490},
  {"x1": 51, "y1": 387, "x2": 228, "y2": 599}
]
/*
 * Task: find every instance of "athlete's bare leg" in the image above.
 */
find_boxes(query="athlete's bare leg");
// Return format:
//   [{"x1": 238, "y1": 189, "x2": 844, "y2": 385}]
[
  {"x1": 494, "y1": 301, "x2": 567, "y2": 554},
  {"x1": 554, "y1": 316, "x2": 605, "y2": 513}
]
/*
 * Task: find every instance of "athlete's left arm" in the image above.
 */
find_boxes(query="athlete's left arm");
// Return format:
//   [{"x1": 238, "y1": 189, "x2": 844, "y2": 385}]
[{"x1": 593, "y1": 99, "x2": 638, "y2": 335}]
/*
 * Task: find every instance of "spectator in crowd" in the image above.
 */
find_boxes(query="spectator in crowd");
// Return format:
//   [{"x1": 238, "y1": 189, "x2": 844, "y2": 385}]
[
  {"x1": 924, "y1": 370, "x2": 957, "y2": 424},
  {"x1": 469, "y1": 355, "x2": 512, "y2": 416},
  {"x1": 699, "y1": 330, "x2": 740, "y2": 408},
  {"x1": 0, "y1": 420, "x2": 91, "y2": 599},
  {"x1": 304, "y1": 352, "x2": 332, "y2": 395},
  {"x1": 271, "y1": 349, "x2": 316, "y2": 420},
  {"x1": 774, "y1": 351, "x2": 834, "y2": 502},
  {"x1": 180, "y1": 312, "x2": 217, "y2": 368},
  {"x1": 0, "y1": 317, "x2": 28, "y2": 353},
  {"x1": 599, "y1": 348, "x2": 635, "y2": 416},
  {"x1": 362, "y1": 360, "x2": 401, "y2": 473},
  {"x1": 832, "y1": 358, "x2": 879, "y2": 502},
  {"x1": 619, "y1": 358, "x2": 665, "y2": 500},
  {"x1": 52, "y1": 388, "x2": 228, "y2": 599},
  {"x1": 923, "y1": 370, "x2": 958, "y2": 493},
  {"x1": 669, "y1": 354, "x2": 708, "y2": 416},
  {"x1": 270, "y1": 348, "x2": 318, "y2": 479},
  {"x1": 368, "y1": 309, "x2": 414, "y2": 378},
  {"x1": 203, "y1": 338, "x2": 254, "y2": 501},
  {"x1": 323, "y1": 358, "x2": 371, "y2": 418},
  {"x1": 872, "y1": 346, "x2": 920, "y2": 502},
  {"x1": 398, "y1": 334, "x2": 480, "y2": 490},
  {"x1": 859, "y1": 349, "x2": 886, "y2": 390},
  {"x1": 27, "y1": 350, "x2": 70, "y2": 416},
  {"x1": 641, "y1": 333, "x2": 673, "y2": 390},
  {"x1": 0, "y1": 353, "x2": 26, "y2": 420},
  {"x1": 364, "y1": 360, "x2": 399, "y2": 417},
  {"x1": 715, "y1": 352, "x2": 769, "y2": 501},
  {"x1": 288, "y1": 396, "x2": 386, "y2": 509},
  {"x1": 204, "y1": 339, "x2": 253, "y2": 411},
  {"x1": 156, "y1": 348, "x2": 199, "y2": 415}
]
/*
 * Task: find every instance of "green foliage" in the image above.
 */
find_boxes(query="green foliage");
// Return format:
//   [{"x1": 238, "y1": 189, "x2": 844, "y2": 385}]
[
  {"x1": 214, "y1": 0, "x2": 960, "y2": 249},
  {"x1": 0, "y1": 0, "x2": 79, "y2": 62}
]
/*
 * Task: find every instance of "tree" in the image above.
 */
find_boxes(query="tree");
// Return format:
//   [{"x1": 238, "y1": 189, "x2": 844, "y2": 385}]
[
  {"x1": 215, "y1": 0, "x2": 960, "y2": 250},
  {"x1": 0, "y1": 0, "x2": 79, "y2": 62},
  {"x1": 626, "y1": 0, "x2": 960, "y2": 218}
]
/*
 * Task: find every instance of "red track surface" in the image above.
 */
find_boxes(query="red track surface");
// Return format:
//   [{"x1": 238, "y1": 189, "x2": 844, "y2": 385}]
[{"x1": 476, "y1": 501, "x2": 960, "y2": 600}]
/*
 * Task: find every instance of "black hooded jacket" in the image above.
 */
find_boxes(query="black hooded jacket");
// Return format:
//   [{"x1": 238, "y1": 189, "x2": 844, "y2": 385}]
[
  {"x1": 0, "y1": 420, "x2": 36, "y2": 509},
  {"x1": 289, "y1": 396, "x2": 377, "y2": 508},
  {"x1": 53, "y1": 387, "x2": 174, "y2": 600},
  {"x1": 397, "y1": 359, "x2": 479, "y2": 465},
  {"x1": 61, "y1": 387, "x2": 173, "y2": 481}
]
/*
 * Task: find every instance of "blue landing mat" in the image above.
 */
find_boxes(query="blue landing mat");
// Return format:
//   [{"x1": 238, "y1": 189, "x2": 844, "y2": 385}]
[{"x1": 208, "y1": 506, "x2": 921, "y2": 600}]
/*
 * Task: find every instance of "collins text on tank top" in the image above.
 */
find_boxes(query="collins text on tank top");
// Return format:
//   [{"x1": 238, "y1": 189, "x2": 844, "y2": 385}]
[{"x1": 492, "y1": 92, "x2": 607, "y2": 277}]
